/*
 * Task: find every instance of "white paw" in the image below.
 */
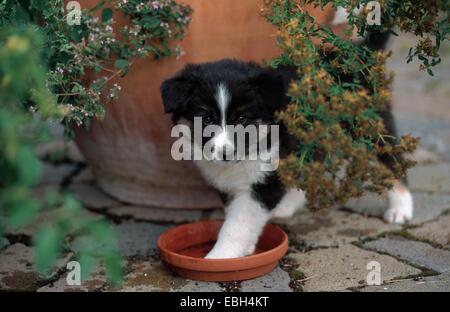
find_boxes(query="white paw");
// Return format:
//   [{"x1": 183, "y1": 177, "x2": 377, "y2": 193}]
[
  {"x1": 384, "y1": 206, "x2": 413, "y2": 224},
  {"x1": 246, "y1": 243, "x2": 256, "y2": 256},
  {"x1": 271, "y1": 188, "x2": 305, "y2": 219},
  {"x1": 205, "y1": 246, "x2": 248, "y2": 259},
  {"x1": 384, "y1": 186, "x2": 413, "y2": 224},
  {"x1": 204, "y1": 239, "x2": 257, "y2": 259}
]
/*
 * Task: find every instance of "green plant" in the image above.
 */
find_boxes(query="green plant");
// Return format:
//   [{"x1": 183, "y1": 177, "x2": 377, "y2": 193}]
[
  {"x1": 0, "y1": 0, "x2": 192, "y2": 283},
  {"x1": 329, "y1": 0, "x2": 449, "y2": 75},
  {"x1": 0, "y1": 0, "x2": 192, "y2": 136},
  {"x1": 262, "y1": 0, "x2": 448, "y2": 210},
  {"x1": 0, "y1": 25, "x2": 123, "y2": 282}
]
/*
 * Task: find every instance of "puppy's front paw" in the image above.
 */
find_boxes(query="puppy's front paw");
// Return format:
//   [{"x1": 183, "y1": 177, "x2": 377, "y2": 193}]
[
  {"x1": 205, "y1": 244, "x2": 252, "y2": 259},
  {"x1": 271, "y1": 189, "x2": 306, "y2": 219},
  {"x1": 205, "y1": 249, "x2": 242, "y2": 259}
]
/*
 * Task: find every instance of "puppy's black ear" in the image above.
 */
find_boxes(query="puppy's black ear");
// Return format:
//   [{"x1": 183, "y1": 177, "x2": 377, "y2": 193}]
[
  {"x1": 251, "y1": 68, "x2": 291, "y2": 111},
  {"x1": 160, "y1": 73, "x2": 196, "y2": 114}
]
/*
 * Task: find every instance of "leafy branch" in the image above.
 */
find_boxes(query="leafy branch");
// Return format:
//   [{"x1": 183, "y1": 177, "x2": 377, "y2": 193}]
[{"x1": 261, "y1": 0, "x2": 440, "y2": 210}]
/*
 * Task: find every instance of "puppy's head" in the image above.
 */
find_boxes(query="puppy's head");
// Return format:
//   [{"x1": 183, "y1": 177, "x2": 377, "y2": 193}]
[{"x1": 160, "y1": 59, "x2": 289, "y2": 162}]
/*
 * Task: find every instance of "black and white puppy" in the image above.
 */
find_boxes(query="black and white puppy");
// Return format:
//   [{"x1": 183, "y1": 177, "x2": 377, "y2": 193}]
[{"x1": 160, "y1": 59, "x2": 413, "y2": 259}]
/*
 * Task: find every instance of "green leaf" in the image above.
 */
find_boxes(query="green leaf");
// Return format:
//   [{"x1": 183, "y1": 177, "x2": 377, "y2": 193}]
[
  {"x1": 78, "y1": 252, "x2": 96, "y2": 281},
  {"x1": 7, "y1": 198, "x2": 40, "y2": 229},
  {"x1": 69, "y1": 24, "x2": 87, "y2": 43},
  {"x1": 90, "y1": 221, "x2": 115, "y2": 244},
  {"x1": 142, "y1": 16, "x2": 160, "y2": 29},
  {"x1": 101, "y1": 8, "x2": 113, "y2": 23},
  {"x1": 62, "y1": 194, "x2": 82, "y2": 214},
  {"x1": 12, "y1": 6, "x2": 31, "y2": 23},
  {"x1": 104, "y1": 251, "x2": 123, "y2": 284},
  {"x1": 15, "y1": 146, "x2": 42, "y2": 186},
  {"x1": 34, "y1": 224, "x2": 61, "y2": 275},
  {"x1": 114, "y1": 59, "x2": 128, "y2": 70}
]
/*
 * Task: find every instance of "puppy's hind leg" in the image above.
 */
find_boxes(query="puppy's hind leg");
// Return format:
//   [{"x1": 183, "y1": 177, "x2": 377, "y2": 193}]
[
  {"x1": 378, "y1": 109, "x2": 413, "y2": 224},
  {"x1": 205, "y1": 192, "x2": 270, "y2": 259}
]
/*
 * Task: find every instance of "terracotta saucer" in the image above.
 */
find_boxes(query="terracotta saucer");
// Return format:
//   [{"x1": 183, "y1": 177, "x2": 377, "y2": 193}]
[{"x1": 157, "y1": 220, "x2": 288, "y2": 282}]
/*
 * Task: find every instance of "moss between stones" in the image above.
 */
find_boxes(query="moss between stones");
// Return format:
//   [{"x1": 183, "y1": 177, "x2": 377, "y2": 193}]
[
  {"x1": 219, "y1": 281, "x2": 241, "y2": 292},
  {"x1": 279, "y1": 257, "x2": 305, "y2": 292}
]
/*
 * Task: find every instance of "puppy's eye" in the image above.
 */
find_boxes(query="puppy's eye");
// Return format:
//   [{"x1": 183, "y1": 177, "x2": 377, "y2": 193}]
[
  {"x1": 236, "y1": 116, "x2": 248, "y2": 124},
  {"x1": 202, "y1": 116, "x2": 214, "y2": 125}
]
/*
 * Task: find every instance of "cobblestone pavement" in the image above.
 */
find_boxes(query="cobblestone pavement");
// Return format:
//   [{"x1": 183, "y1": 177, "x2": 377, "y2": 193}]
[{"x1": 1, "y1": 35, "x2": 450, "y2": 292}]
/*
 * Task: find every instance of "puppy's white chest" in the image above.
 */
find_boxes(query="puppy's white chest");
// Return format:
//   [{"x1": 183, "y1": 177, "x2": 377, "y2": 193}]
[{"x1": 194, "y1": 160, "x2": 267, "y2": 194}]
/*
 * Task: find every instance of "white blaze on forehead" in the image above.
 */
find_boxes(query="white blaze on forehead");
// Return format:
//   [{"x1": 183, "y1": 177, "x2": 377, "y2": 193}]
[
  {"x1": 211, "y1": 83, "x2": 233, "y2": 160},
  {"x1": 215, "y1": 83, "x2": 231, "y2": 127}
]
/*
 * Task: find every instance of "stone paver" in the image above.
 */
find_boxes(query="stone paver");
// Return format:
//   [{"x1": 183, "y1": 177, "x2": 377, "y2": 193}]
[
  {"x1": 118, "y1": 260, "x2": 222, "y2": 292},
  {"x1": 363, "y1": 236, "x2": 450, "y2": 273},
  {"x1": 406, "y1": 146, "x2": 443, "y2": 164},
  {"x1": 72, "y1": 167, "x2": 95, "y2": 184},
  {"x1": 36, "y1": 139, "x2": 85, "y2": 163},
  {"x1": 240, "y1": 266, "x2": 292, "y2": 292},
  {"x1": 38, "y1": 267, "x2": 107, "y2": 292},
  {"x1": 72, "y1": 222, "x2": 171, "y2": 260},
  {"x1": 68, "y1": 183, "x2": 120, "y2": 210},
  {"x1": 9, "y1": 209, "x2": 103, "y2": 237},
  {"x1": 346, "y1": 192, "x2": 450, "y2": 224},
  {"x1": 0, "y1": 244, "x2": 42, "y2": 291},
  {"x1": 0, "y1": 243, "x2": 71, "y2": 291},
  {"x1": 396, "y1": 114, "x2": 450, "y2": 162},
  {"x1": 118, "y1": 261, "x2": 187, "y2": 292},
  {"x1": 409, "y1": 215, "x2": 450, "y2": 249},
  {"x1": 107, "y1": 205, "x2": 205, "y2": 223},
  {"x1": 29, "y1": 184, "x2": 60, "y2": 201},
  {"x1": 361, "y1": 271, "x2": 450, "y2": 292},
  {"x1": 174, "y1": 281, "x2": 222, "y2": 292},
  {"x1": 408, "y1": 193, "x2": 450, "y2": 223},
  {"x1": 39, "y1": 162, "x2": 77, "y2": 186},
  {"x1": 289, "y1": 244, "x2": 421, "y2": 292},
  {"x1": 407, "y1": 163, "x2": 450, "y2": 193},
  {"x1": 116, "y1": 222, "x2": 172, "y2": 258},
  {"x1": 277, "y1": 209, "x2": 400, "y2": 248}
]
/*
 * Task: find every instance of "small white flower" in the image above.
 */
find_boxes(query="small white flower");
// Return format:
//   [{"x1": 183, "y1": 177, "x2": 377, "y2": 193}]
[{"x1": 175, "y1": 45, "x2": 185, "y2": 60}]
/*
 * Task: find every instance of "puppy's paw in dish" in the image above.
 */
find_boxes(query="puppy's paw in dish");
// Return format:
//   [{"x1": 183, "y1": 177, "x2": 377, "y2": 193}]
[
  {"x1": 204, "y1": 232, "x2": 257, "y2": 259},
  {"x1": 384, "y1": 184, "x2": 413, "y2": 224},
  {"x1": 205, "y1": 245, "x2": 248, "y2": 259}
]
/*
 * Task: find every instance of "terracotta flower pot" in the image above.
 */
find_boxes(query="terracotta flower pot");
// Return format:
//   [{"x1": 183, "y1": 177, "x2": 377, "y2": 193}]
[{"x1": 74, "y1": 0, "x2": 333, "y2": 209}]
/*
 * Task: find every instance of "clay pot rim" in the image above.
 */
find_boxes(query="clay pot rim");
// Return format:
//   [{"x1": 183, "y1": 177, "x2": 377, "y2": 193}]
[{"x1": 157, "y1": 220, "x2": 288, "y2": 273}]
